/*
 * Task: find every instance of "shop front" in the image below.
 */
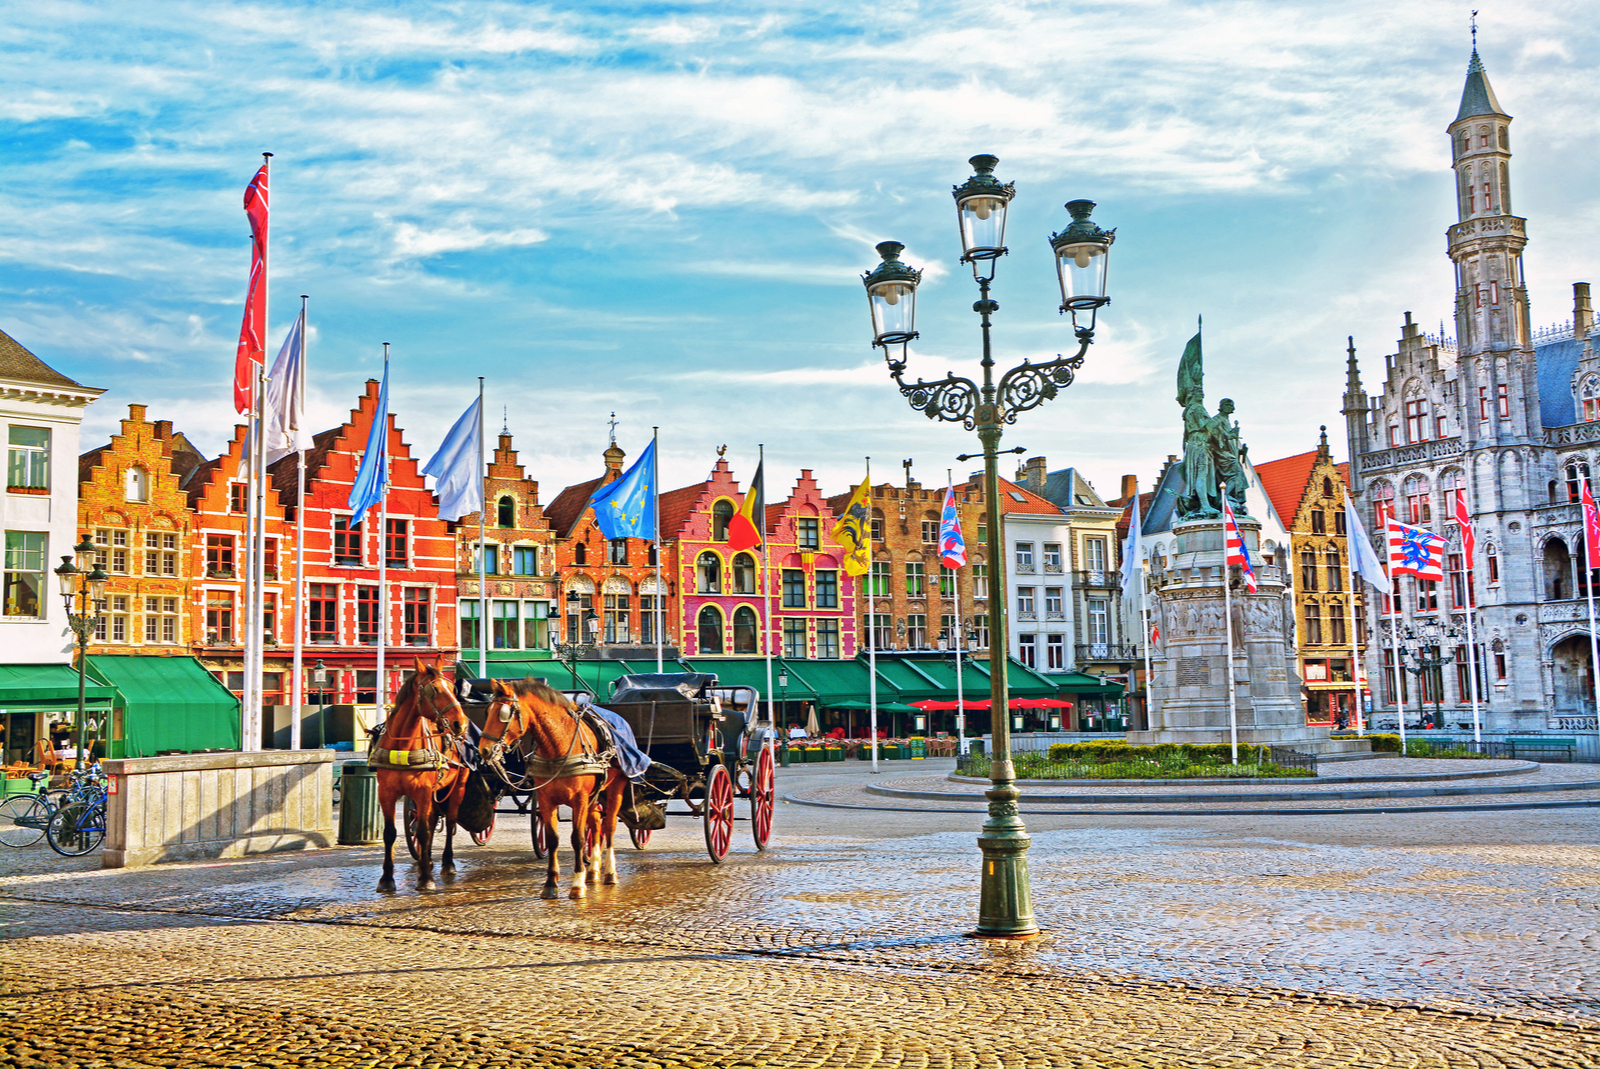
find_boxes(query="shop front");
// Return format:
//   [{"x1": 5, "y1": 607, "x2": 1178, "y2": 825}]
[{"x1": 0, "y1": 663, "x2": 117, "y2": 769}]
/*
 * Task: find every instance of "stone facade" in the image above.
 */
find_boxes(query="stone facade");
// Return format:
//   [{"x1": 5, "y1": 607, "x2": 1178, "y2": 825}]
[{"x1": 1342, "y1": 47, "x2": 1598, "y2": 734}]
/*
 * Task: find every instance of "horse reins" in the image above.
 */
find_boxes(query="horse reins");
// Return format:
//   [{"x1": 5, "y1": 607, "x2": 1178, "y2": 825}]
[{"x1": 482, "y1": 693, "x2": 605, "y2": 794}]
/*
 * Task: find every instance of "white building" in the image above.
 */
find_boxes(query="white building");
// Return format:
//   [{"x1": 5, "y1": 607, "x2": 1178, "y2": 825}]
[{"x1": 996, "y1": 477, "x2": 1076, "y2": 685}]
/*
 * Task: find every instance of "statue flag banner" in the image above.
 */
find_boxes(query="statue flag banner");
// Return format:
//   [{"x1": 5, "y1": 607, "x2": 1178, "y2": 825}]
[
  {"x1": 830, "y1": 476, "x2": 872, "y2": 577},
  {"x1": 1223, "y1": 497, "x2": 1256, "y2": 593},
  {"x1": 235, "y1": 162, "x2": 269, "y2": 414},
  {"x1": 1385, "y1": 518, "x2": 1446, "y2": 580},
  {"x1": 587, "y1": 438, "x2": 657, "y2": 541},
  {"x1": 726, "y1": 459, "x2": 765, "y2": 552},
  {"x1": 939, "y1": 476, "x2": 966, "y2": 569}
]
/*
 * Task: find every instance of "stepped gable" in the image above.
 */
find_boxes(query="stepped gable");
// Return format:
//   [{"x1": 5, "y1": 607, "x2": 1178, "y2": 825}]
[{"x1": 1254, "y1": 449, "x2": 1321, "y2": 531}]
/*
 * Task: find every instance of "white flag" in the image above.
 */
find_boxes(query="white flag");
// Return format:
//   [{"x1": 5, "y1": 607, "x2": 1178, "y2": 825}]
[
  {"x1": 1344, "y1": 498, "x2": 1389, "y2": 590},
  {"x1": 263, "y1": 309, "x2": 309, "y2": 465},
  {"x1": 423, "y1": 396, "x2": 484, "y2": 522},
  {"x1": 1119, "y1": 490, "x2": 1142, "y2": 595}
]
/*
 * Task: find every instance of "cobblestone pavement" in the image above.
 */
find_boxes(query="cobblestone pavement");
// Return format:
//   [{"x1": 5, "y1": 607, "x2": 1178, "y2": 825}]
[{"x1": 2, "y1": 764, "x2": 1597, "y2": 1067}]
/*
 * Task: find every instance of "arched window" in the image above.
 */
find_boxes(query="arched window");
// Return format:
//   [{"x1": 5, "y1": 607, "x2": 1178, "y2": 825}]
[
  {"x1": 1402, "y1": 474, "x2": 1431, "y2": 524},
  {"x1": 732, "y1": 606, "x2": 758, "y2": 654},
  {"x1": 712, "y1": 500, "x2": 735, "y2": 542},
  {"x1": 125, "y1": 466, "x2": 148, "y2": 503},
  {"x1": 697, "y1": 606, "x2": 724, "y2": 654},
  {"x1": 497, "y1": 496, "x2": 515, "y2": 527},
  {"x1": 1565, "y1": 460, "x2": 1590, "y2": 504},
  {"x1": 574, "y1": 542, "x2": 587, "y2": 566},
  {"x1": 1325, "y1": 547, "x2": 1342, "y2": 591},
  {"x1": 1544, "y1": 537, "x2": 1571, "y2": 601},
  {"x1": 1322, "y1": 476, "x2": 1334, "y2": 499},
  {"x1": 1486, "y1": 543, "x2": 1500, "y2": 584},
  {"x1": 1371, "y1": 482, "x2": 1395, "y2": 527},
  {"x1": 731, "y1": 552, "x2": 756, "y2": 594},
  {"x1": 697, "y1": 552, "x2": 721, "y2": 593},
  {"x1": 1438, "y1": 469, "x2": 1466, "y2": 519}
]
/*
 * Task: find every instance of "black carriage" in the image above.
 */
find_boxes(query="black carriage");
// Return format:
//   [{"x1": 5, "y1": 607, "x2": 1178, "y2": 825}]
[{"x1": 409, "y1": 671, "x2": 774, "y2": 864}]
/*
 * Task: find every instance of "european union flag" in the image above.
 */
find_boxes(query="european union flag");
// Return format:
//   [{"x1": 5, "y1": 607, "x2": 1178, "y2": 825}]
[{"x1": 587, "y1": 438, "x2": 656, "y2": 540}]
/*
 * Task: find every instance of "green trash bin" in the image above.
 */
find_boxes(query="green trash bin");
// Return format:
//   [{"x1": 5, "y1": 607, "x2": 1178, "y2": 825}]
[
  {"x1": 882, "y1": 743, "x2": 902, "y2": 761},
  {"x1": 337, "y1": 760, "x2": 383, "y2": 845}
]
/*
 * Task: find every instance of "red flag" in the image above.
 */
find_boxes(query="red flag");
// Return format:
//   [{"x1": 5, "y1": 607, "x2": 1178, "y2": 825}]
[
  {"x1": 1453, "y1": 488, "x2": 1474, "y2": 561},
  {"x1": 1583, "y1": 481, "x2": 1600, "y2": 569},
  {"x1": 1385, "y1": 518, "x2": 1446, "y2": 580},
  {"x1": 234, "y1": 162, "x2": 270, "y2": 414},
  {"x1": 1223, "y1": 498, "x2": 1256, "y2": 593}
]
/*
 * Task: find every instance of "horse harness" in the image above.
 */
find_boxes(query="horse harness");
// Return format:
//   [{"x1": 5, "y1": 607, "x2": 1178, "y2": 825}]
[
  {"x1": 483, "y1": 694, "x2": 617, "y2": 793},
  {"x1": 371, "y1": 676, "x2": 471, "y2": 777}
]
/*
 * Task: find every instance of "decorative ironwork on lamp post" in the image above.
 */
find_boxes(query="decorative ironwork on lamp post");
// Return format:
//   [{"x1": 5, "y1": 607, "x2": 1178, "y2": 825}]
[
  {"x1": 555, "y1": 591, "x2": 601, "y2": 693},
  {"x1": 862, "y1": 155, "x2": 1113, "y2": 938},
  {"x1": 1399, "y1": 621, "x2": 1462, "y2": 730},
  {"x1": 53, "y1": 536, "x2": 107, "y2": 771}
]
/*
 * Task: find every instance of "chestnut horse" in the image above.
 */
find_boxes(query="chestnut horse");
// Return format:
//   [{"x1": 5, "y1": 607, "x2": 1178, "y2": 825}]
[
  {"x1": 480, "y1": 679, "x2": 626, "y2": 900},
  {"x1": 373, "y1": 659, "x2": 473, "y2": 893}
]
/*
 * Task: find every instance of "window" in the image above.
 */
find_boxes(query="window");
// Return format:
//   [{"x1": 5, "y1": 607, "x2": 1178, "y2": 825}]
[
  {"x1": 869, "y1": 561, "x2": 890, "y2": 598},
  {"x1": 1016, "y1": 586, "x2": 1035, "y2": 615},
  {"x1": 104, "y1": 594, "x2": 127, "y2": 643},
  {"x1": 1388, "y1": 425, "x2": 1400, "y2": 447},
  {"x1": 310, "y1": 584, "x2": 338, "y2": 643},
  {"x1": 491, "y1": 600, "x2": 519, "y2": 649},
  {"x1": 356, "y1": 671, "x2": 378, "y2": 705},
  {"x1": 513, "y1": 546, "x2": 538, "y2": 576},
  {"x1": 1403, "y1": 474, "x2": 1431, "y2": 524},
  {"x1": 477, "y1": 542, "x2": 500, "y2": 574},
  {"x1": 731, "y1": 607, "x2": 758, "y2": 654},
  {"x1": 940, "y1": 614, "x2": 957, "y2": 643},
  {"x1": 1326, "y1": 548, "x2": 1342, "y2": 591},
  {"x1": 145, "y1": 597, "x2": 160, "y2": 643},
  {"x1": 357, "y1": 587, "x2": 380, "y2": 643},
  {"x1": 905, "y1": 614, "x2": 927, "y2": 648},
  {"x1": 1436, "y1": 414, "x2": 1449, "y2": 439},
  {"x1": 1015, "y1": 542, "x2": 1034, "y2": 570},
  {"x1": 648, "y1": 543, "x2": 659, "y2": 567},
  {"x1": 1043, "y1": 543, "x2": 1062, "y2": 570},
  {"x1": 783, "y1": 618, "x2": 807, "y2": 659},
  {"x1": 977, "y1": 524, "x2": 987, "y2": 544},
  {"x1": 1404, "y1": 399, "x2": 1429, "y2": 443},
  {"x1": 110, "y1": 529, "x2": 127, "y2": 575},
  {"x1": 604, "y1": 593, "x2": 630, "y2": 644},
  {"x1": 1045, "y1": 587, "x2": 1063, "y2": 616},
  {"x1": 971, "y1": 614, "x2": 989, "y2": 649},
  {"x1": 1046, "y1": 634, "x2": 1064, "y2": 671},
  {"x1": 1496, "y1": 383, "x2": 1509, "y2": 418},
  {"x1": 333, "y1": 517, "x2": 362, "y2": 565},
  {"x1": 697, "y1": 606, "x2": 723, "y2": 654},
  {"x1": 162, "y1": 597, "x2": 178, "y2": 643},
  {"x1": 497, "y1": 496, "x2": 515, "y2": 528},
  {"x1": 639, "y1": 596, "x2": 659, "y2": 644},
  {"x1": 1455, "y1": 645, "x2": 1486, "y2": 699},
  {"x1": 905, "y1": 561, "x2": 925, "y2": 597},
  {"x1": 565, "y1": 592, "x2": 592, "y2": 644},
  {"x1": 230, "y1": 483, "x2": 247, "y2": 513},
  {"x1": 206, "y1": 591, "x2": 235, "y2": 644},
  {"x1": 573, "y1": 542, "x2": 587, "y2": 566},
  {"x1": 206, "y1": 534, "x2": 236, "y2": 578},
  {"x1": 385, "y1": 519, "x2": 408, "y2": 567},
  {"x1": 1420, "y1": 646, "x2": 1445, "y2": 704},
  {"x1": 733, "y1": 553, "x2": 757, "y2": 594},
  {"x1": 939, "y1": 565, "x2": 955, "y2": 597},
  {"x1": 1566, "y1": 462, "x2": 1590, "y2": 504},
  {"x1": 608, "y1": 539, "x2": 628, "y2": 566},
  {"x1": 797, "y1": 517, "x2": 820, "y2": 551},
  {"x1": 870, "y1": 513, "x2": 884, "y2": 542},
  {"x1": 1448, "y1": 553, "x2": 1475, "y2": 608},
  {"x1": 697, "y1": 552, "x2": 721, "y2": 593},
  {"x1": 815, "y1": 570, "x2": 838, "y2": 609},
  {"x1": 1587, "y1": 399, "x2": 1600, "y2": 423},
  {"x1": 816, "y1": 619, "x2": 840, "y2": 659},
  {"x1": 869, "y1": 612, "x2": 893, "y2": 650},
  {"x1": 460, "y1": 600, "x2": 481, "y2": 649},
  {"x1": 712, "y1": 500, "x2": 735, "y2": 541},
  {"x1": 2, "y1": 532, "x2": 45, "y2": 618},
  {"x1": 1416, "y1": 579, "x2": 1439, "y2": 613},
  {"x1": 1495, "y1": 650, "x2": 1507, "y2": 680},
  {"x1": 973, "y1": 563, "x2": 989, "y2": 599},
  {"x1": 125, "y1": 466, "x2": 148, "y2": 502},
  {"x1": 1487, "y1": 545, "x2": 1499, "y2": 583},
  {"x1": 145, "y1": 531, "x2": 177, "y2": 577},
  {"x1": 1322, "y1": 477, "x2": 1335, "y2": 499},
  {"x1": 1303, "y1": 604, "x2": 1322, "y2": 645},
  {"x1": 922, "y1": 519, "x2": 939, "y2": 544},
  {"x1": 1371, "y1": 482, "x2": 1395, "y2": 527},
  {"x1": 263, "y1": 538, "x2": 279, "y2": 579},
  {"x1": 262, "y1": 592, "x2": 276, "y2": 643},
  {"x1": 1087, "y1": 600, "x2": 1108, "y2": 644},
  {"x1": 1085, "y1": 538, "x2": 1107, "y2": 571},
  {"x1": 1335, "y1": 510, "x2": 1347, "y2": 535},
  {"x1": 1301, "y1": 550, "x2": 1319, "y2": 592},
  {"x1": 1382, "y1": 649, "x2": 1406, "y2": 704},
  {"x1": 1478, "y1": 386, "x2": 1490, "y2": 421},
  {"x1": 1017, "y1": 634, "x2": 1037, "y2": 669},
  {"x1": 1330, "y1": 605, "x2": 1346, "y2": 646},
  {"x1": 7, "y1": 426, "x2": 49, "y2": 489},
  {"x1": 1311, "y1": 509, "x2": 1325, "y2": 534}
]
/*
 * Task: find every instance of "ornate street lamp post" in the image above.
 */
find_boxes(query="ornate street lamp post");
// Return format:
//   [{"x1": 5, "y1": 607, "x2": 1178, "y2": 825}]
[
  {"x1": 862, "y1": 155, "x2": 1113, "y2": 938},
  {"x1": 53, "y1": 536, "x2": 108, "y2": 771},
  {"x1": 555, "y1": 592, "x2": 602, "y2": 694},
  {"x1": 1399, "y1": 622, "x2": 1461, "y2": 730}
]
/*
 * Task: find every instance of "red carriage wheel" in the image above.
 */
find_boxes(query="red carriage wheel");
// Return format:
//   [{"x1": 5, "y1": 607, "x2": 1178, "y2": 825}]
[
  {"x1": 629, "y1": 824, "x2": 652, "y2": 850},
  {"x1": 703, "y1": 763, "x2": 734, "y2": 863},
  {"x1": 532, "y1": 811, "x2": 555, "y2": 858},
  {"x1": 402, "y1": 796, "x2": 423, "y2": 861},
  {"x1": 470, "y1": 815, "x2": 495, "y2": 846},
  {"x1": 750, "y1": 745, "x2": 775, "y2": 851}
]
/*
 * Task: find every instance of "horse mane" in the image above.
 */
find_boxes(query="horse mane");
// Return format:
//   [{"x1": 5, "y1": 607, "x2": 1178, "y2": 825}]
[{"x1": 512, "y1": 677, "x2": 573, "y2": 712}]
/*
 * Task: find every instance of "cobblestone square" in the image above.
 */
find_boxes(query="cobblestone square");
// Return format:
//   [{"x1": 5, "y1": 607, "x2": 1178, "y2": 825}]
[{"x1": 2, "y1": 762, "x2": 1596, "y2": 1067}]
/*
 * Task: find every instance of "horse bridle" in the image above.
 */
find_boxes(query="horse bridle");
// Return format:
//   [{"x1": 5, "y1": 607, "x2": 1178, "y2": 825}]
[
  {"x1": 481, "y1": 690, "x2": 594, "y2": 792},
  {"x1": 413, "y1": 673, "x2": 468, "y2": 746}
]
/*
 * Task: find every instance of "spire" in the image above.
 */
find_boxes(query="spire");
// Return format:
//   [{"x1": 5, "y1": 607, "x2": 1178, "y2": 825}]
[
  {"x1": 1456, "y1": 38, "x2": 1506, "y2": 122},
  {"x1": 1343, "y1": 336, "x2": 1362, "y2": 395}
]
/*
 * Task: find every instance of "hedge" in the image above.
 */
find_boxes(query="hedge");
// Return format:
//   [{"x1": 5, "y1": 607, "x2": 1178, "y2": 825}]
[{"x1": 1043, "y1": 740, "x2": 1281, "y2": 764}]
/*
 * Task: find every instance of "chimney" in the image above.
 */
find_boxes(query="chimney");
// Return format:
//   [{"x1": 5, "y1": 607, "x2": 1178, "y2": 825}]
[
  {"x1": 154, "y1": 420, "x2": 173, "y2": 441},
  {"x1": 1575, "y1": 282, "x2": 1594, "y2": 338},
  {"x1": 1120, "y1": 474, "x2": 1137, "y2": 502},
  {"x1": 128, "y1": 403, "x2": 147, "y2": 423},
  {"x1": 1017, "y1": 456, "x2": 1046, "y2": 492}
]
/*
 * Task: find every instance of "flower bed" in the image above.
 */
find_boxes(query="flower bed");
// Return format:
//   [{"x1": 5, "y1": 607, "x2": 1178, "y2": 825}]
[{"x1": 958, "y1": 740, "x2": 1316, "y2": 780}]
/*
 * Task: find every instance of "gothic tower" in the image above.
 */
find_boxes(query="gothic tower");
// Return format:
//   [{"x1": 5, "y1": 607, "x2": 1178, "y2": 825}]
[{"x1": 1447, "y1": 46, "x2": 1540, "y2": 450}]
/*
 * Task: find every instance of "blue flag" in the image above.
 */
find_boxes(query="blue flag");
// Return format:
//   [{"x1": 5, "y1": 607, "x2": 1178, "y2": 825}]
[
  {"x1": 587, "y1": 438, "x2": 656, "y2": 540},
  {"x1": 422, "y1": 396, "x2": 483, "y2": 522},
  {"x1": 347, "y1": 363, "x2": 389, "y2": 525}
]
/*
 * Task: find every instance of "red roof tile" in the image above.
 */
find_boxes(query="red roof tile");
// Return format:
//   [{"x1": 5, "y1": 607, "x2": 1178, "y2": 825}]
[
  {"x1": 657, "y1": 482, "x2": 705, "y2": 541},
  {"x1": 994, "y1": 476, "x2": 1064, "y2": 516},
  {"x1": 545, "y1": 475, "x2": 606, "y2": 537},
  {"x1": 1254, "y1": 449, "x2": 1320, "y2": 527}
]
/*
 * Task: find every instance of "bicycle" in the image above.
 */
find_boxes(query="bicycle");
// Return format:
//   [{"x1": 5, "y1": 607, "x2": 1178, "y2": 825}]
[
  {"x1": 0, "y1": 771, "x2": 72, "y2": 848},
  {"x1": 46, "y1": 770, "x2": 108, "y2": 857}
]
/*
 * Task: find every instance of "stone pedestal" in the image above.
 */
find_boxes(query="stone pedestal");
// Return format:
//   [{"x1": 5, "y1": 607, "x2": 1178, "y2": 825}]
[{"x1": 1132, "y1": 518, "x2": 1366, "y2": 756}]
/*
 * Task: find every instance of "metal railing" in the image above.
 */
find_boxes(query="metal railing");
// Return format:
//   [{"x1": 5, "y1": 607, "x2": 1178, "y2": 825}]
[
  {"x1": 1267, "y1": 746, "x2": 1318, "y2": 774},
  {"x1": 1075, "y1": 643, "x2": 1140, "y2": 661}
]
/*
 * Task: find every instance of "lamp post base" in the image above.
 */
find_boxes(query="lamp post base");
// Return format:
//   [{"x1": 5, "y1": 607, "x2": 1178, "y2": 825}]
[{"x1": 970, "y1": 762, "x2": 1040, "y2": 937}]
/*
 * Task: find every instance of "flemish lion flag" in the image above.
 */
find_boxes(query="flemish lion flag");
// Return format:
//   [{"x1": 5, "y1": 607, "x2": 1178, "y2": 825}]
[
  {"x1": 830, "y1": 476, "x2": 871, "y2": 576},
  {"x1": 727, "y1": 460, "x2": 764, "y2": 552}
]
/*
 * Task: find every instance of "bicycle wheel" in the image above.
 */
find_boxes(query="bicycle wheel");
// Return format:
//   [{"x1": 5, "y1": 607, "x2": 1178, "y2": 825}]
[
  {"x1": 0, "y1": 794, "x2": 48, "y2": 848},
  {"x1": 46, "y1": 800, "x2": 104, "y2": 857}
]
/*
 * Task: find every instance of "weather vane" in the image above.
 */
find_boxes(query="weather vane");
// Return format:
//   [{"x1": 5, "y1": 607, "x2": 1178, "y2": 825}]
[
  {"x1": 716, "y1": 444, "x2": 727, "y2": 457},
  {"x1": 1471, "y1": 9, "x2": 1478, "y2": 49},
  {"x1": 607, "y1": 411, "x2": 619, "y2": 444},
  {"x1": 502, "y1": 406, "x2": 509, "y2": 436}
]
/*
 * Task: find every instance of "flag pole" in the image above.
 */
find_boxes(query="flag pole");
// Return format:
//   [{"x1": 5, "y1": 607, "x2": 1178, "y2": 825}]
[
  {"x1": 377, "y1": 343, "x2": 390, "y2": 711},
  {"x1": 1140, "y1": 556, "x2": 1153, "y2": 733},
  {"x1": 1583, "y1": 478, "x2": 1599, "y2": 748},
  {"x1": 290, "y1": 296, "x2": 308, "y2": 749},
  {"x1": 241, "y1": 367, "x2": 259, "y2": 751},
  {"x1": 759, "y1": 444, "x2": 774, "y2": 738},
  {"x1": 1391, "y1": 569, "x2": 1407, "y2": 753},
  {"x1": 1221, "y1": 481, "x2": 1238, "y2": 765},
  {"x1": 654, "y1": 426, "x2": 663, "y2": 673},
  {"x1": 1462, "y1": 486, "x2": 1483, "y2": 745},
  {"x1": 253, "y1": 152, "x2": 273, "y2": 751},
  {"x1": 1348, "y1": 573, "x2": 1363, "y2": 736},
  {"x1": 866, "y1": 458, "x2": 877, "y2": 773},
  {"x1": 477, "y1": 376, "x2": 487, "y2": 681},
  {"x1": 951, "y1": 470, "x2": 965, "y2": 757}
]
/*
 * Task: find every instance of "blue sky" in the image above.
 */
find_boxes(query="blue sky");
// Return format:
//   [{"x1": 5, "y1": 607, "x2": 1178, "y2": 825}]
[{"x1": 3, "y1": 1, "x2": 1596, "y2": 503}]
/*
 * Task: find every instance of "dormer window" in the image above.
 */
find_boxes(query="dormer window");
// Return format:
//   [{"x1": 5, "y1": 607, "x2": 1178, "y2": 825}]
[
  {"x1": 125, "y1": 466, "x2": 149, "y2": 502},
  {"x1": 497, "y1": 496, "x2": 515, "y2": 528}
]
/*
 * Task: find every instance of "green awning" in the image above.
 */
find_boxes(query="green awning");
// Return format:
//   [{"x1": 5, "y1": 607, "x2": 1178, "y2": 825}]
[
  {"x1": 825, "y1": 700, "x2": 921, "y2": 713},
  {"x1": 1052, "y1": 670, "x2": 1126, "y2": 694},
  {"x1": 682, "y1": 657, "x2": 810, "y2": 701},
  {"x1": 782, "y1": 659, "x2": 873, "y2": 704},
  {"x1": 562, "y1": 658, "x2": 700, "y2": 697},
  {"x1": 0, "y1": 663, "x2": 117, "y2": 707},
  {"x1": 867, "y1": 658, "x2": 944, "y2": 701},
  {"x1": 901, "y1": 657, "x2": 993, "y2": 696},
  {"x1": 456, "y1": 658, "x2": 569, "y2": 683},
  {"x1": 85, "y1": 655, "x2": 240, "y2": 758},
  {"x1": 966, "y1": 657, "x2": 1058, "y2": 697}
]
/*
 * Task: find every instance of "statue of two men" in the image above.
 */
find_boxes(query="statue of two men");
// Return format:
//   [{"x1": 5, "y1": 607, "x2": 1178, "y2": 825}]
[{"x1": 1175, "y1": 326, "x2": 1249, "y2": 519}]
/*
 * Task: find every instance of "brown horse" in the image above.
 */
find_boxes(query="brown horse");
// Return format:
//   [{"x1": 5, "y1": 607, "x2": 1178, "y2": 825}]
[
  {"x1": 373, "y1": 659, "x2": 473, "y2": 893},
  {"x1": 480, "y1": 679, "x2": 626, "y2": 900}
]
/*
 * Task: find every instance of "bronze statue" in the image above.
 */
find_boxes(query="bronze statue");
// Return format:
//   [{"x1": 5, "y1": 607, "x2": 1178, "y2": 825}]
[{"x1": 1175, "y1": 323, "x2": 1249, "y2": 519}]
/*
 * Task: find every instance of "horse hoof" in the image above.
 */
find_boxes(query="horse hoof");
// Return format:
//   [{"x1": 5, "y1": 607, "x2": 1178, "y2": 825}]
[
  {"x1": 601, "y1": 873, "x2": 618, "y2": 886},
  {"x1": 540, "y1": 886, "x2": 559, "y2": 901},
  {"x1": 568, "y1": 888, "x2": 586, "y2": 900},
  {"x1": 376, "y1": 878, "x2": 396, "y2": 894},
  {"x1": 419, "y1": 879, "x2": 438, "y2": 892},
  {"x1": 441, "y1": 864, "x2": 457, "y2": 878}
]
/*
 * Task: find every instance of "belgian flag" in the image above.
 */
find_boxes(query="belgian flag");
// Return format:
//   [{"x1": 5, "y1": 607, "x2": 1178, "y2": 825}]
[{"x1": 727, "y1": 460, "x2": 764, "y2": 552}]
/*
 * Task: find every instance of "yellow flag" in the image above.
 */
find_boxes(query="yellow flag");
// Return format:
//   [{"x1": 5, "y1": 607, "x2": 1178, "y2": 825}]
[{"x1": 830, "y1": 478, "x2": 872, "y2": 576}]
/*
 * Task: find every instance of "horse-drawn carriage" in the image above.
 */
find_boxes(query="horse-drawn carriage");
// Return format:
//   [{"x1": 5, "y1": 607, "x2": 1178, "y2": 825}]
[{"x1": 398, "y1": 670, "x2": 775, "y2": 868}]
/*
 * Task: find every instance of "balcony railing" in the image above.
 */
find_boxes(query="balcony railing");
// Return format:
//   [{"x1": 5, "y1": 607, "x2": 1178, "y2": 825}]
[
  {"x1": 1075, "y1": 570, "x2": 1117, "y2": 588},
  {"x1": 1076, "y1": 643, "x2": 1140, "y2": 662},
  {"x1": 1015, "y1": 562, "x2": 1036, "y2": 574}
]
